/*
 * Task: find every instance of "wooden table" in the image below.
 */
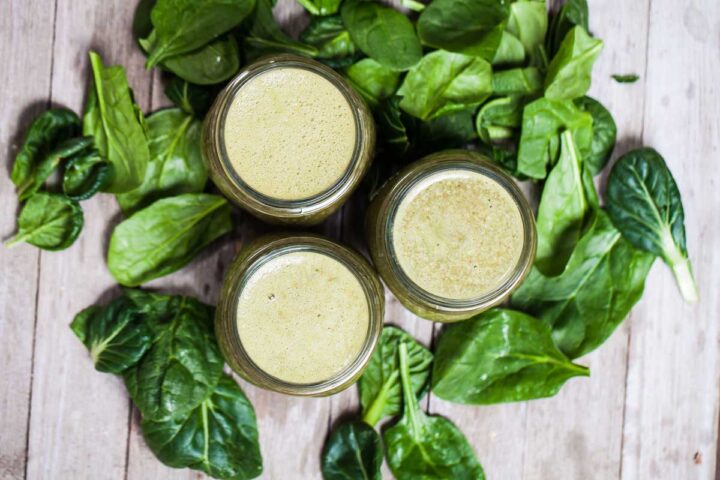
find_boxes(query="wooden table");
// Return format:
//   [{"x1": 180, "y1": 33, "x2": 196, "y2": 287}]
[{"x1": 1, "y1": 0, "x2": 718, "y2": 478}]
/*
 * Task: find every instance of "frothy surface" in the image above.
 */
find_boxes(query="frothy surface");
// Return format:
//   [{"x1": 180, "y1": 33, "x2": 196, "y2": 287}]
[
  {"x1": 223, "y1": 67, "x2": 356, "y2": 200},
  {"x1": 236, "y1": 251, "x2": 369, "y2": 384},
  {"x1": 392, "y1": 169, "x2": 524, "y2": 300}
]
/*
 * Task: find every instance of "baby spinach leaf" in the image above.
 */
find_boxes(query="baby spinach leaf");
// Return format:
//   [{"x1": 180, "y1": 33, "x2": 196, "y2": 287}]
[
  {"x1": 322, "y1": 421, "x2": 382, "y2": 480},
  {"x1": 164, "y1": 77, "x2": 215, "y2": 117},
  {"x1": 159, "y1": 34, "x2": 240, "y2": 85},
  {"x1": 141, "y1": 374, "x2": 263, "y2": 479},
  {"x1": 512, "y1": 210, "x2": 655, "y2": 358},
  {"x1": 116, "y1": 109, "x2": 207, "y2": 214},
  {"x1": 574, "y1": 96, "x2": 616, "y2": 174},
  {"x1": 341, "y1": 0, "x2": 422, "y2": 71},
  {"x1": 516, "y1": 97, "x2": 593, "y2": 179},
  {"x1": 606, "y1": 149, "x2": 698, "y2": 302},
  {"x1": 492, "y1": 32, "x2": 525, "y2": 66},
  {"x1": 298, "y1": 0, "x2": 341, "y2": 16},
  {"x1": 11, "y1": 108, "x2": 81, "y2": 193},
  {"x1": 301, "y1": 15, "x2": 359, "y2": 68},
  {"x1": 417, "y1": 0, "x2": 509, "y2": 61},
  {"x1": 359, "y1": 327, "x2": 432, "y2": 427},
  {"x1": 544, "y1": 26, "x2": 603, "y2": 101},
  {"x1": 535, "y1": 131, "x2": 593, "y2": 275},
  {"x1": 385, "y1": 342, "x2": 485, "y2": 480},
  {"x1": 108, "y1": 193, "x2": 232, "y2": 287},
  {"x1": 343, "y1": 59, "x2": 400, "y2": 108},
  {"x1": 476, "y1": 96, "x2": 523, "y2": 144},
  {"x1": 506, "y1": 0, "x2": 548, "y2": 66},
  {"x1": 491, "y1": 67, "x2": 543, "y2": 96},
  {"x1": 546, "y1": 0, "x2": 588, "y2": 57},
  {"x1": 612, "y1": 73, "x2": 639, "y2": 83},
  {"x1": 84, "y1": 51, "x2": 150, "y2": 193},
  {"x1": 398, "y1": 50, "x2": 492, "y2": 121},
  {"x1": 432, "y1": 309, "x2": 589, "y2": 404},
  {"x1": 70, "y1": 298, "x2": 153, "y2": 374},
  {"x1": 5, "y1": 193, "x2": 83, "y2": 251},
  {"x1": 144, "y1": 0, "x2": 255, "y2": 67},
  {"x1": 244, "y1": 0, "x2": 319, "y2": 60},
  {"x1": 124, "y1": 296, "x2": 224, "y2": 421},
  {"x1": 62, "y1": 146, "x2": 111, "y2": 201}
]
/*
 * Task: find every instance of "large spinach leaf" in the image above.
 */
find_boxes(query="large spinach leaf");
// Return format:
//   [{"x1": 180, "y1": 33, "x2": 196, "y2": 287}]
[
  {"x1": 385, "y1": 343, "x2": 485, "y2": 480},
  {"x1": 506, "y1": 0, "x2": 547, "y2": 66},
  {"x1": 417, "y1": 0, "x2": 509, "y2": 61},
  {"x1": 124, "y1": 295, "x2": 224, "y2": 421},
  {"x1": 5, "y1": 193, "x2": 83, "y2": 251},
  {"x1": 535, "y1": 131, "x2": 593, "y2": 275},
  {"x1": 244, "y1": 0, "x2": 319, "y2": 60},
  {"x1": 343, "y1": 59, "x2": 400, "y2": 109},
  {"x1": 359, "y1": 327, "x2": 432, "y2": 427},
  {"x1": 84, "y1": 52, "x2": 150, "y2": 193},
  {"x1": 70, "y1": 298, "x2": 153, "y2": 374},
  {"x1": 341, "y1": 0, "x2": 422, "y2": 71},
  {"x1": 574, "y1": 95, "x2": 616, "y2": 174},
  {"x1": 141, "y1": 374, "x2": 262, "y2": 479},
  {"x1": 144, "y1": 0, "x2": 255, "y2": 67},
  {"x1": 512, "y1": 210, "x2": 656, "y2": 358},
  {"x1": 606, "y1": 149, "x2": 698, "y2": 302},
  {"x1": 11, "y1": 108, "x2": 81, "y2": 194},
  {"x1": 432, "y1": 309, "x2": 589, "y2": 403},
  {"x1": 322, "y1": 421, "x2": 382, "y2": 480},
  {"x1": 158, "y1": 34, "x2": 240, "y2": 85},
  {"x1": 546, "y1": 0, "x2": 588, "y2": 57},
  {"x1": 62, "y1": 147, "x2": 110, "y2": 201},
  {"x1": 108, "y1": 193, "x2": 232, "y2": 287},
  {"x1": 398, "y1": 50, "x2": 492, "y2": 121},
  {"x1": 544, "y1": 26, "x2": 603, "y2": 101},
  {"x1": 301, "y1": 15, "x2": 359, "y2": 68},
  {"x1": 117, "y1": 109, "x2": 207, "y2": 214},
  {"x1": 516, "y1": 97, "x2": 592, "y2": 179}
]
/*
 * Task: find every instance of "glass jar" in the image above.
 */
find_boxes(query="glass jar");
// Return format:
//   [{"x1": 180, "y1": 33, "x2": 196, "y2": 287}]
[
  {"x1": 216, "y1": 234, "x2": 384, "y2": 396},
  {"x1": 366, "y1": 150, "x2": 536, "y2": 323},
  {"x1": 202, "y1": 54, "x2": 375, "y2": 226}
]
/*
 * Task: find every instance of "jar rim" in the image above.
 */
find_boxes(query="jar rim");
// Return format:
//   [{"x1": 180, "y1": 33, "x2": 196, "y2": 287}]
[
  {"x1": 213, "y1": 55, "x2": 365, "y2": 210},
  {"x1": 379, "y1": 151, "x2": 537, "y2": 314},
  {"x1": 219, "y1": 234, "x2": 384, "y2": 396}
]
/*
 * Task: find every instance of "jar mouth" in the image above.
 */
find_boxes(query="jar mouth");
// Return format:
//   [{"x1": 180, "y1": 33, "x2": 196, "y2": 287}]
[
  {"x1": 215, "y1": 55, "x2": 364, "y2": 209},
  {"x1": 223, "y1": 236, "x2": 383, "y2": 395},
  {"x1": 382, "y1": 157, "x2": 536, "y2": 313}
]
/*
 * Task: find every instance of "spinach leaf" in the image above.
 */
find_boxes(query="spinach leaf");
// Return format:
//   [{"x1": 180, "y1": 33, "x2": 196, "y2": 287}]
[
  {"x1": 506, "y1": 0, "x2": 547, "y2": 66},
  {"x1": 385, "y1": 342, "x2": 485, "y2": 480},
  {"x1": 322, "y1": 421, "x2": 382, "y2": 480},
  {"x1": 70, "y1": 298, "x2": 153, "y2": 374},
  {"x1": 133, "y1": 0, "x2": 156, "y2": 43},
  {"x1": 300, "y1": 15, "x2": 359, "y2": 68},
  {"x1": 84, "y1": 51, "x2": 150, "y2": 193},
  {"x1": 108, "y1": 193, "x2": 232, "y2": 287},
  {"x1": 574, "y1": 96, "x2": 616, "y2": 174},
  {"x1": 535, "y1": 131, "x2": 593, "y2": 275},
  {"x1": 62, "y1": 146, "x2": 111, "y2": 201},
  {"x1": 491, "y1": 67, "x2": 543, "y2": 96},
  {"x1": 16, "y1": 136, "x2": 95, "y2": 201},
  {"x1": 158, "y1": 34, "x2": 240, "y2": 85},
  {"x1": 492, "y1": 32, "x2": 525, "y2": 66},
  {"x1": 141, "y1": 374, "x2": 262, "y2": 479},
  {"x1": 343, "y1": 59, "x2": 400, "y2": 108},
  {"x1": 11, "y1": 108, "x2": 81, "y2": 193},
  {"x1": 476, "y1": 96, "x2": 523, "y2": 144},
  {"x1": 5, "y1": 193, "x2": 83, "y2": 251},
  {"x1": 606, "y1": 149, "x2": 698, "y2": 302},
  {"x1": 359, "y1": 327, "x2": 432, "y2": 427},
  {"x1": 398, "y1": 50, "x2": 492, "y2": 121},
  {"x1": 516, "y1": 97, "x2": 593, "y2": 179},
  {"x1": 244, "y1": 0, "x2": 319, "y2": 60},
  {"x1": 544, "y1": 26, "x2": 603, "y2": 101},
  {"x1": 375, "y1": 97, "x2": 415, "y2": 155},
  {"x1": 415, "y1": 109, "x2": 477, "y2": 152},
  {"x1": 124, "y1": 295, "x2": 224, "y2": 421},
  {"x1": 512, "y1": 210, "x2": 655, "y2": 358},
  {"x1": 297, "y1": 0, "x2": 341, "y2": 16},
  {"x1": 144, "y1": 0, "x2": 255, "y2": 67},
  {"x1": 432, "y1": 309, "x2": 589, "y2": 403},
  {"x1": 612, "y1": 73, "x2": 639, "y2": 83},
  {"x1": 341, "y1": 0, "x2": 422, "y2": 71},
  {"x1": 546, "y1": 0, "x2": 588, "y2": 57},
  {"x1": 417, "y1": 0, "x2": 509, "y2": 61},
  {"x1": 164, "y1": 77, "x2": 215, "y2": 117},
  {"x1": 116, "y1": 109, "x2": 207, "y2": 214}
]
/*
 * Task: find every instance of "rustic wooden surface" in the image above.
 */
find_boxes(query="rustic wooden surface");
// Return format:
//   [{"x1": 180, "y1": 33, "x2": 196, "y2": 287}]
[{"x1": 1, "y1": 0, "x2": 718, "y2": 479}]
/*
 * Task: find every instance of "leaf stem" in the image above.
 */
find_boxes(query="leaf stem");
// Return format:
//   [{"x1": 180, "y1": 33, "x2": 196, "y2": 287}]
[
  {"x1": 670, "y1": 256, "x2": 699, "y2": 303},
  {"x1": 362, "y1": 371, "x2": 397, "y2": 427}
]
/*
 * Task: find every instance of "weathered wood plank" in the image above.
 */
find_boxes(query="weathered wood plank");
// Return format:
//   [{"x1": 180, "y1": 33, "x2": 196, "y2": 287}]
[
  {"x1": 24, "y1": 1, "x2": 153, "y2": 479},
  {"x1": 621, "y1": 0, "x2": 720, "y2": 478},
  {"x1": 0, "y1": 1, "x2": 55, "y2": 479}
]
